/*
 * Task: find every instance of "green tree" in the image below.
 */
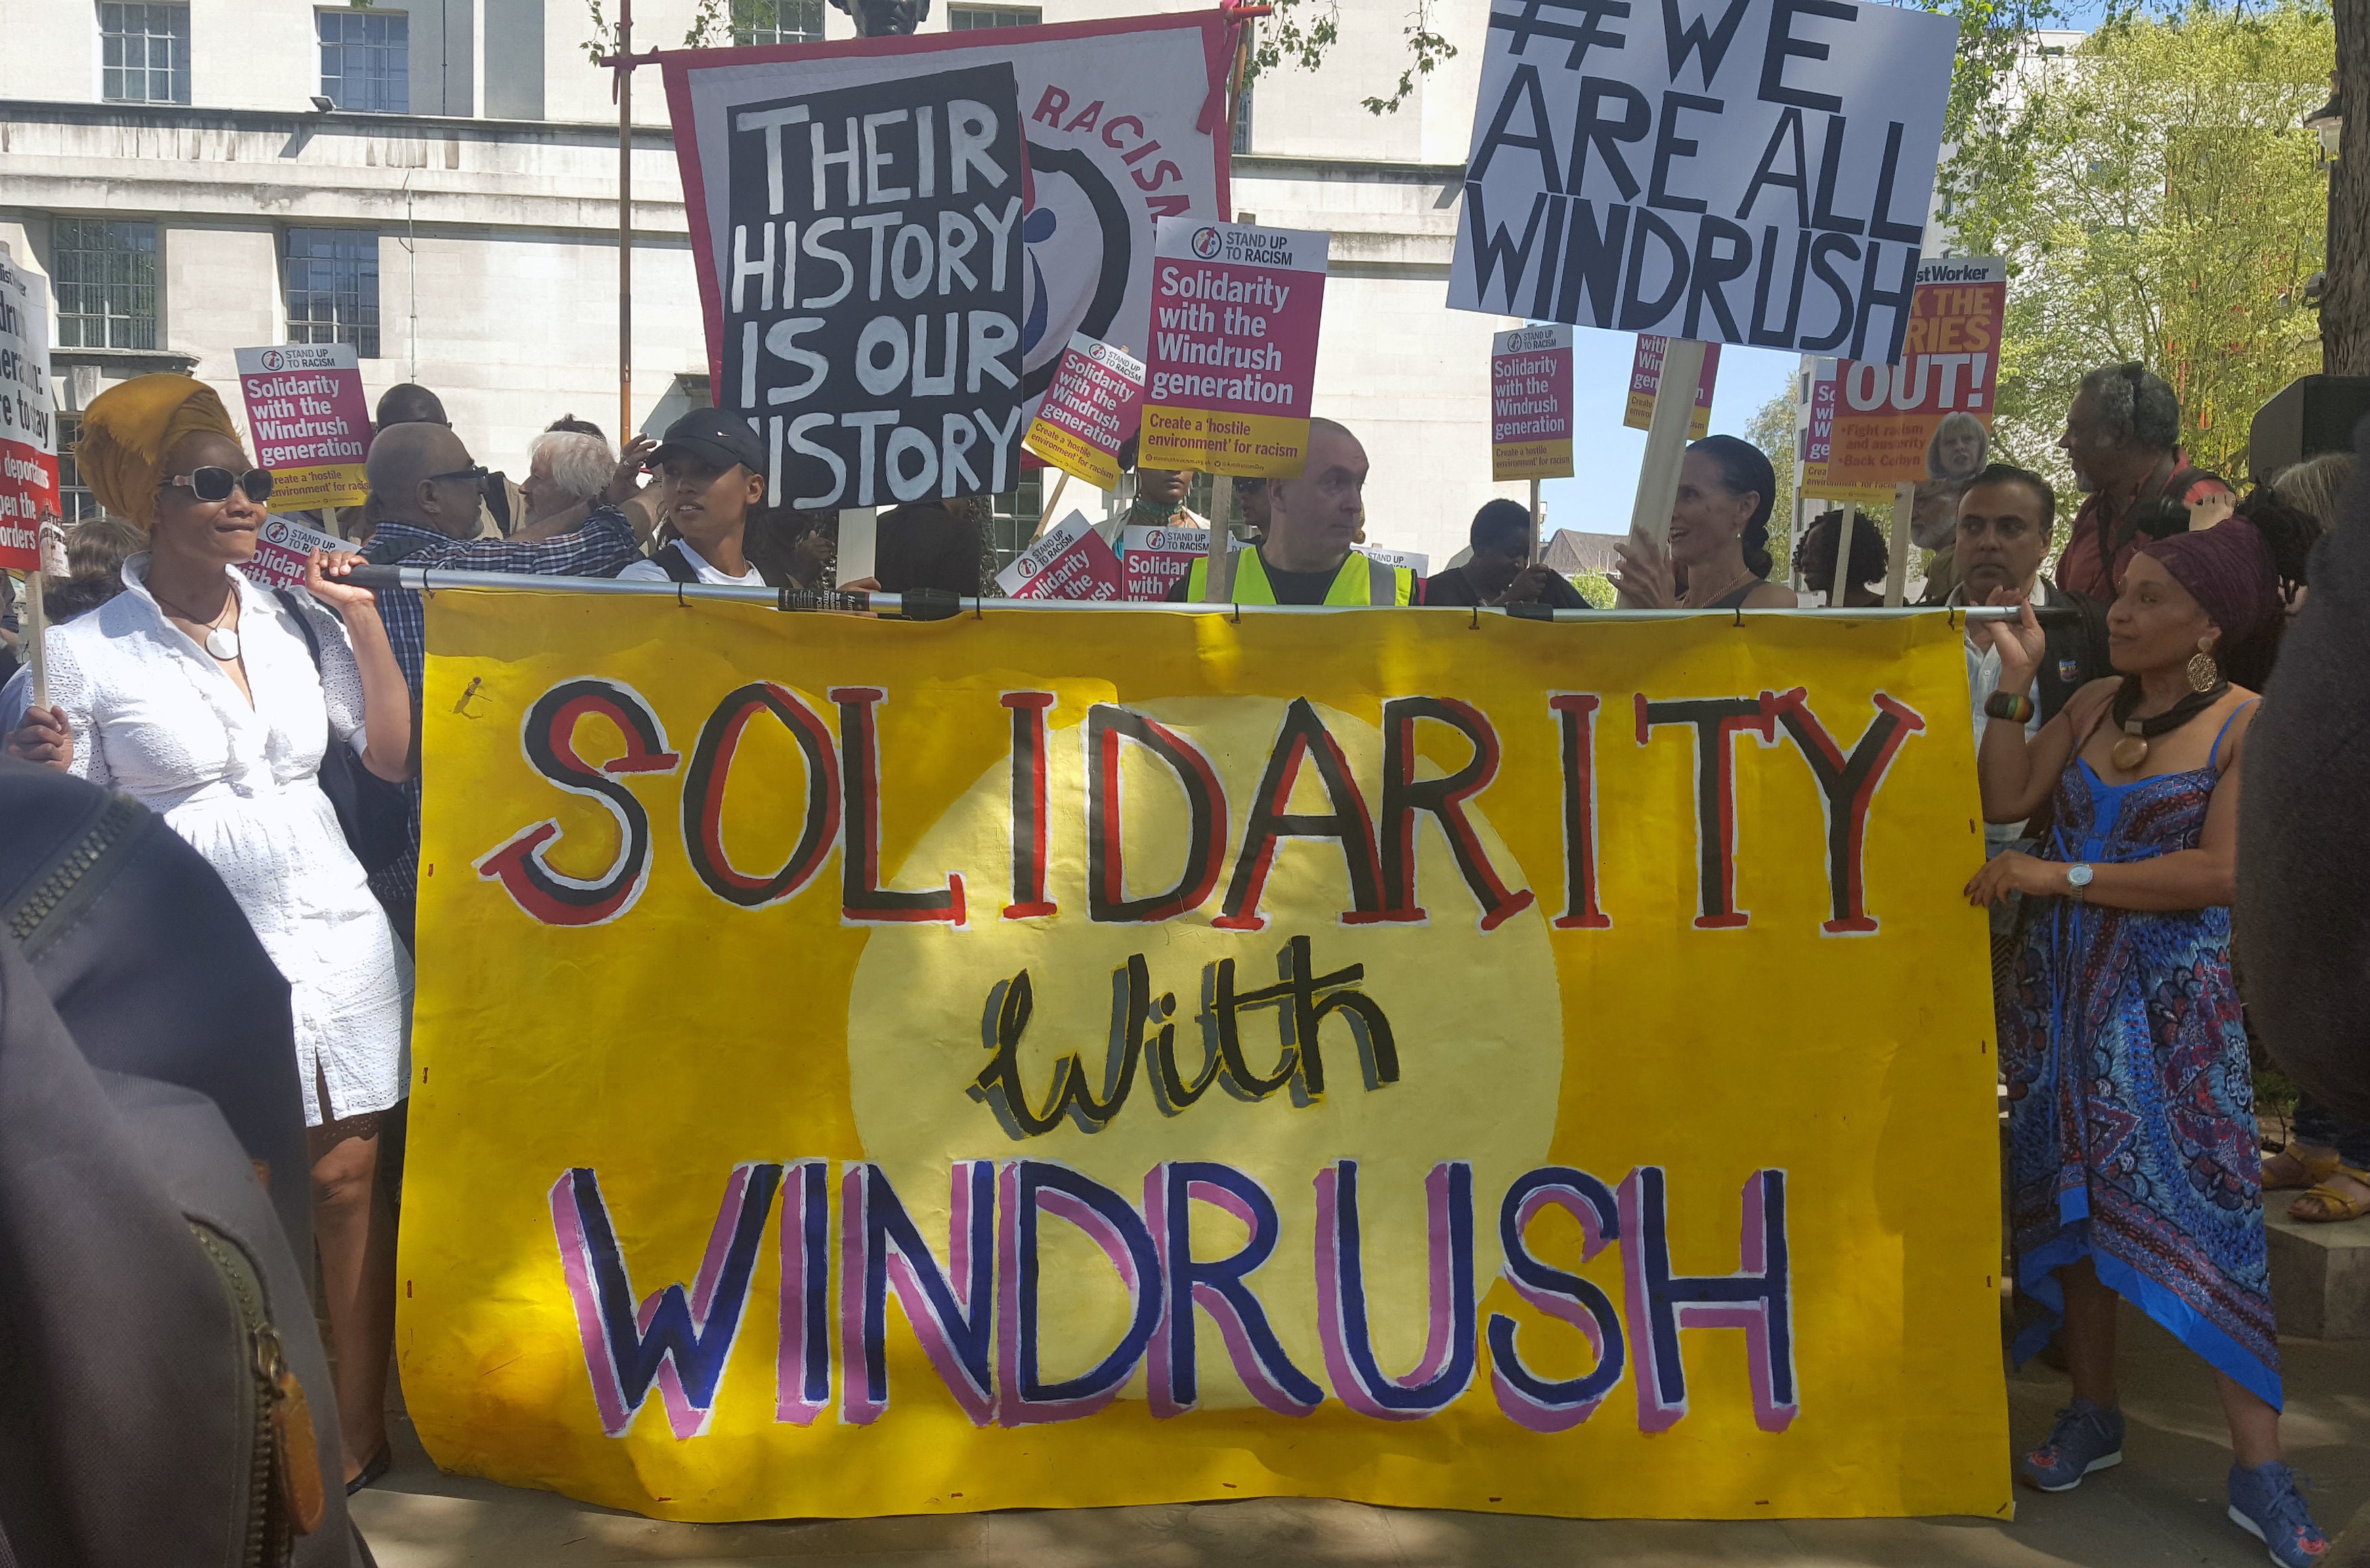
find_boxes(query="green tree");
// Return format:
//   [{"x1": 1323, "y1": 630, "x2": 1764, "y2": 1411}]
[{"x1": 1945, "y1": 2, "x2": 2333, "y2": 487}]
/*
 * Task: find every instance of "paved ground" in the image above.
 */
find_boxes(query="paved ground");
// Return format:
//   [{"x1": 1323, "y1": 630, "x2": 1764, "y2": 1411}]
[{"x1": 351, "y1": 1300, "x2": 2370, "y2": 1567}]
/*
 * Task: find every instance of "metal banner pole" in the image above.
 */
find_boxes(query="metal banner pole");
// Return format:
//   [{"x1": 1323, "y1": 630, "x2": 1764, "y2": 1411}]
[{"x1": 616, "y1": 1, "x2": 634, "y2": 441}]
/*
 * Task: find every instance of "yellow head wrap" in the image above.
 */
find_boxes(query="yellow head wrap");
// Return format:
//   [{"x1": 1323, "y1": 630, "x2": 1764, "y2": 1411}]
[{"x1": 74, "y1": 374, "x2": 241, "y2": 530}]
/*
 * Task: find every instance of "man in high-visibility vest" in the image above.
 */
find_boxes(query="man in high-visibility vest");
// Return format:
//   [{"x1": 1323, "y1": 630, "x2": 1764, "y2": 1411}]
[{"x1": 1167, "y1": 419, "x2": 1416, "y2": 606}]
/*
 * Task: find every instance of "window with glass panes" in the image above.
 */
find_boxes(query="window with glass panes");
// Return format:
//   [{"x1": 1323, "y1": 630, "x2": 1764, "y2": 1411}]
[
  {"x1": 1232, "y1": 81, "x2": 1253, "y2": 154},
  {"x1": 981, "y1": 474, "x2": 1043, "y2": 571},
  {"x1": 98, "y1": 2, "x2": 190, "y2": 104},
  {"x1": 284, "y1": 230, "x2": 381, "y2": 359},
  {"x1": 56, "y1": 415, "x2": 99, "y2": 523},
  {"x1": 53, "y1": 220, "x2": 159, "y2": 351},
  {"x1": 318, "y1": 9, "x2": 409, "y2": 113},
  {"x1": 733, "y1": 0, "x2": 825, "y2": 44},
  {"x1": 949, "y1": 5, "x2": 1040, "y2": 28}
]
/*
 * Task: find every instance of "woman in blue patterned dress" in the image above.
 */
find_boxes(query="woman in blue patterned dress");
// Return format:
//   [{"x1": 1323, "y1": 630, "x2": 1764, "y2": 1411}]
[{"x1": 1966, "y1": 516, "x2": 2326, "y2": 1566}]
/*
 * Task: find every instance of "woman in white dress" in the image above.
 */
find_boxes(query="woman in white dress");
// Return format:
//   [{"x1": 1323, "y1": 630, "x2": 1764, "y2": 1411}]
[{"x1": 7, "y1": 375, "x2": 412, "y2": 1490}]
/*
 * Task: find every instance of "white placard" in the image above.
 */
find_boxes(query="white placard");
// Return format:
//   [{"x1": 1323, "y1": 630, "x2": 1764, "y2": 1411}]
[
  {"x1": 994, "y1": 508, "x2": 1123, "y2": 600},
  {"x1": 1448, "y1": 0, "x2": 1956, "y2": 363}
]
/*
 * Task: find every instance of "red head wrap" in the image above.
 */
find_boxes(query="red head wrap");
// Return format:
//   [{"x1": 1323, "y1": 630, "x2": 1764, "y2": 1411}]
[{"x1": 2135, "y1": 517, "x2": 2281, "y2": 646}]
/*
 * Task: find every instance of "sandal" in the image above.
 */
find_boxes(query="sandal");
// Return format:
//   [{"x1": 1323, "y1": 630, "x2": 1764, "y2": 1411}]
[
  {"x1": 2262, "y1": 1147, "x2": 2340, "y2": 1191},
  {"x1": 2289, "y1": 1166, "x2": 2370, "y2": 1225},
  {"x1": 345, "y1": 1442, "x2": 391, "y2": 1496}
]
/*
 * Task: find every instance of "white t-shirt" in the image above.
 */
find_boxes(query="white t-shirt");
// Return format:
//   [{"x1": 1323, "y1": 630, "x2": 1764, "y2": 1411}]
[{"x1": 616, "y1": 539, "x2": 767, "y2": 588}]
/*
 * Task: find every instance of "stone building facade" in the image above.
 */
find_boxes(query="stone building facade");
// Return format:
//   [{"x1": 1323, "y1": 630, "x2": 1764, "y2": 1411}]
[{"x1": 0, "y1": 0, "x2": 1522, "y2": 567}]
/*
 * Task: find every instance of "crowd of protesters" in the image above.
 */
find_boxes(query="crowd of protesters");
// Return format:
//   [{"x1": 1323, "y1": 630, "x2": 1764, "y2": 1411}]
[{"x1": 0, "y1": 358, "x2": 2363, "y2": 1561}]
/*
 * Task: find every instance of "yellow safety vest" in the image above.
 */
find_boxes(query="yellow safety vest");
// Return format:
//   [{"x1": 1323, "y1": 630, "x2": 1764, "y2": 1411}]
[{"x1": 1184, "y1": 548, "x2": 1415, "y2": 606}]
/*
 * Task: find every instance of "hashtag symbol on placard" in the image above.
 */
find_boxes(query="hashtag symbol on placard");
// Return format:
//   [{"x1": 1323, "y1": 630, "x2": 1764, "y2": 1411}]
[{"x1": 1488, "y1": 0, "x2": 1633, "y2": 67}]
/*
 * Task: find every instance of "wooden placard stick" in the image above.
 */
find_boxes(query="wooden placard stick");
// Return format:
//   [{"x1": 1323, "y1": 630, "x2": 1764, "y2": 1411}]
[
  {"x1": 23, "y1": 567, "x2": 46, "y2": 712},
  {"x1": 1528, "y1": 477, "x2": 1542, "y2": 563},
  {"x1": 1031, "y1": 469, "x2": 1073, "y2": 540},
  {"x1": 1624, "y1": 337, "x2": 1707, "y2": 553},
  {"x1": 1883, "y1": 479, "x2": 1916, "y2": 607},
  {"x1": 1201, "y1": 475, "x2": 1236, "y2": 600},
  {"x1": 1832, "y1": 502, "x2": 1857, "y2": 609}
]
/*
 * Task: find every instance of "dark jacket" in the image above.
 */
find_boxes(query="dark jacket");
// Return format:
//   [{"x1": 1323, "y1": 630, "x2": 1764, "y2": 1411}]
[
  {"x1": 2033, "y1": 580, "x2": 2113, "y2": 724},
  {"x1": 1955, "y1": 577, "x2": 2111, "y2": 725},
  {"x1": 2237, "y1": 424, "x2": 2370, "y2": 1122},
  {"x1": 0, "y1": 760, "x2": 311, "y2": 1252},
  {"x1": 0, "y1": 761, "x2": 364, "y2": 1563}
]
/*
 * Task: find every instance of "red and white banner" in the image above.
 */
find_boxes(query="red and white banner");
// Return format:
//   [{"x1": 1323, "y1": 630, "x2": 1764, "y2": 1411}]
[
  {"x1": 0, "y1": 254, "x2": 59, "y2": 571},
  {"x1": 240, "y1": 514, "x2": 348, "y2": 591},
  {"x1": 664, "y1": 13, "x2": 1234, "y2": 461},
  {"x1": 995, "y1": 508, "x2": 1122, "y2": 601},
  {"x1": 1623, "y1": 335, "x2": 1720, "y2": 441},
  {"x1": 1119, "y1": 521, "x2": 1207, "y2": 601},
  {"x1": 236, "y1": 343, "x2": 373, "y2": 510},
  {"x1": 1489, "y1": 325, "x2": 1572, "y2": 483},
  {"x1": 1023, "y1": 333, "x2": 1145, "y2": 489}
]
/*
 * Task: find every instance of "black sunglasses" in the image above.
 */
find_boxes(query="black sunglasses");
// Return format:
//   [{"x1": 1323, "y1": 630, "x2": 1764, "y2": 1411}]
[
  {"x1": 427, "y1": 465, "x2": 493, "y2": 491},
  {"x1": 164, "y1": 466, "x2": 274, "y2": 504}
]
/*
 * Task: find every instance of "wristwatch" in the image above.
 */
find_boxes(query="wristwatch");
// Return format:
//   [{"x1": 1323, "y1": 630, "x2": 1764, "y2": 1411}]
[{"x1": 2065, "y1": 864, "x2": 2094, "y2": 902}]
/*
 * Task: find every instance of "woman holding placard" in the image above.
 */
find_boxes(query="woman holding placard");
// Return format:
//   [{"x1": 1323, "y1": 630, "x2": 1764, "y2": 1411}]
[
  {"x1": 1964, "y1": 517, "x2": 2330, "y2": 1565},
  {"x1": 1612, "y1": 435, "x2": 1797, "y2": 611},
  {"x1": 3, "y1": 374, "x2": 414, "y2": 1494}
]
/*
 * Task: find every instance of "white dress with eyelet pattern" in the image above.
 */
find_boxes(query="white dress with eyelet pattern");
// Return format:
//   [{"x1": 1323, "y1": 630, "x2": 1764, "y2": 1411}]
[{"x1": 43, "y1": 554, "x2": 412, "y2": 1126}]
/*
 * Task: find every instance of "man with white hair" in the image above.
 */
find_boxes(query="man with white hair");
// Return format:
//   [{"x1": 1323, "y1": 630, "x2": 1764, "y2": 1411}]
[{"x1": 520, "y1": 427, "x2": 616, "y2": 529}]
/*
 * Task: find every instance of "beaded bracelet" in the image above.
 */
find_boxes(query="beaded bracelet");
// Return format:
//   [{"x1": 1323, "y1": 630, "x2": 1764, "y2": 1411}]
[{"x1": 1984, "y1": 690, "x2": 2035, "y2": 724}]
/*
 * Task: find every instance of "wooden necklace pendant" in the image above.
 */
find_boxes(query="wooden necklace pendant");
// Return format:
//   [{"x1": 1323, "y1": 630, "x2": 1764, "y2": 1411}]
[{"x1": 2111, "y1": 726, "x2": 2151, "y2": 772}]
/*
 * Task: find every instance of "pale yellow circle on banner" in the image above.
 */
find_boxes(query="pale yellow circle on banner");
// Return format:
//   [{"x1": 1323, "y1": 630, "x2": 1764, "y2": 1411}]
[{"x1": 847, "y1": 699, "x2": 1561, "y2": 1409}]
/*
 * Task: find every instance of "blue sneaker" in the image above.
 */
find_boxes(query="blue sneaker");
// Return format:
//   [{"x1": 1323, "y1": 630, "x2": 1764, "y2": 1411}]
[
  {"x1": 2017, "y1": 1398, "x2": 2125, "y2": 1491},
  {"x1": 2227, "y1": 1461, "x2": 2329, "y2": 1567}
]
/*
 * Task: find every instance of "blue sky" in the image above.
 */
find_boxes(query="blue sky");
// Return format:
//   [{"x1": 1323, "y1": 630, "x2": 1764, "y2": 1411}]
[{"x1": 1536, "y1": 335, "x2": 1798, "y2": 541}]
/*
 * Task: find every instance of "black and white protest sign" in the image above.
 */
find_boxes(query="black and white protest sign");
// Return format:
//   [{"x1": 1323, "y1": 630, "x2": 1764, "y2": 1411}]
[
  {"x1": 1448, "y1": 0, "x2": 1956, "y2": 362},
  {"x1": 725, "y1": 63, "x2": 1027, "y2": 509}
]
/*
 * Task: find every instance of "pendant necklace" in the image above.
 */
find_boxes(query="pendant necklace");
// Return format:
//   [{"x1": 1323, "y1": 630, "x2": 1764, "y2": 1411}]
[
  {"x1": 157, "y1": 586, "x2": 241, "y2": 661},
  {"x1": 2107, "y1": 676, "x2": 2226, "y2": 772}
]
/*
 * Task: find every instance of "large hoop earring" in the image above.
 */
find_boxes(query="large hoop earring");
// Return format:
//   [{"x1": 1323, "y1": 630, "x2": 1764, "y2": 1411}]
[{"x1": 2188, "y1": 636, "x2": 2220, "y2": 693}]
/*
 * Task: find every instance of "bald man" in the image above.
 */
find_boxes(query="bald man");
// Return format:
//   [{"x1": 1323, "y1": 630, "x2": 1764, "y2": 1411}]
[
  {"x1": 361, "y1": 422, "x2": 641, "y2": 944},
  {"x1": 1168, "y1": 419, "x2": 1414, "y2": 605}
]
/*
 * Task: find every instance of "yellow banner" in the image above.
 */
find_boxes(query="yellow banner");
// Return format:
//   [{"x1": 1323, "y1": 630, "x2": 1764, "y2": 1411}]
[
  {"x1": 265, "y1": 461, "x2": 368, "y2": 510},
  {"x1": 1490, "y1": 437, "x2": 1573, "y2": 483},
  {"x1": 1022, "y1": 418, "x2": 1122, "y2": 491},
  {"x1": 1623, "y1": 389, "x2": 1713, "y2": 440},
  {"x1": 1139, "y1": 406, "x2": 1309, "y2": 477},
  {"x1": 403, "y1": 596, "x2": 2008, "y2": 1525}
]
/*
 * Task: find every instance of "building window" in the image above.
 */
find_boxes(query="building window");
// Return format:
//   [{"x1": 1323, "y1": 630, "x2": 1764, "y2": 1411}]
[
  {"x1": 56, "y1": 415, "x2": 100, "y2": 522},
  {"x1": 318, "y1": 9, "x2": 410, "y2": 114},
  {"x1": 52, "y1": 219, "x2": 159, "y2": 351},
  {"x1": 98, "y1": 2, "x2": 190, "y2": 105},
  {"x1": 949, "y1": 5, "x2": 1040, "y2": 28},
  {"x1": 284, "y1": 229, "x2": 381, "y2": 359},
  {"x1": 982, "y1": 473, "x2": 1043, "y2": 571},
  {"x1": 1233, "y1": 80, "x2": 1254, "y2": 155},
  {"x1": 733, "y1": 0, "x2": 825, "y2": 45}
]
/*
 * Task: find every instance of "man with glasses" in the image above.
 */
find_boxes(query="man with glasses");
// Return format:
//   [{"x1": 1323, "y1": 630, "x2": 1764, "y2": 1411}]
[{"x1": 359, "y1": 421, "x2": 641, "y2": 945}]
